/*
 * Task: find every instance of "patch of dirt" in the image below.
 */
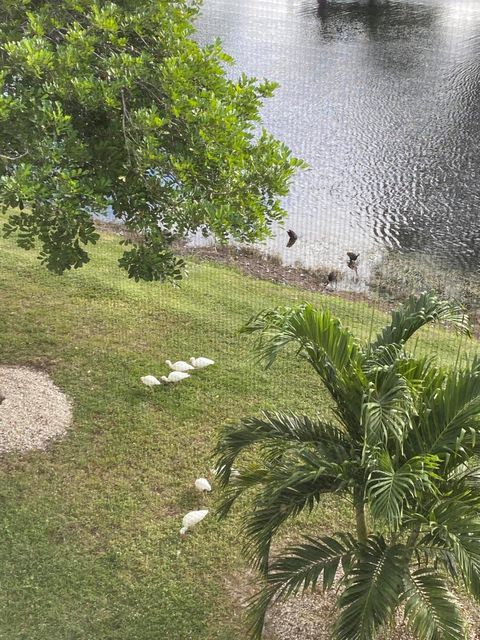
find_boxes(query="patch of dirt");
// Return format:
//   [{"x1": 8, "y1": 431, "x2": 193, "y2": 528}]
[
  {"x1": 224, "y1": 564, "x2": 480, "y2": 640},
  {"x1": 266, "y1": 586, "x2": 480, "y2": 640},
  {"x1": 0, "y1": 366, "x2": 72, "y2": 453},
  {"x1": 179, "y1": 243, "x2": 340, "y2": 293}
]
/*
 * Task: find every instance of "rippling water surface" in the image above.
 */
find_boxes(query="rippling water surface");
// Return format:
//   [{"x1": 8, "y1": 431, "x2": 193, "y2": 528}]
[{"x1": 195, "y1": 0, "x2": 480, "y2": 279}]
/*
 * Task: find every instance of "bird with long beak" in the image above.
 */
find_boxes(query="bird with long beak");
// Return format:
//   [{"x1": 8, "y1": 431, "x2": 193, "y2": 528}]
[{"x1": 180, "y1": 509, "x2": 209, "y2": 535}]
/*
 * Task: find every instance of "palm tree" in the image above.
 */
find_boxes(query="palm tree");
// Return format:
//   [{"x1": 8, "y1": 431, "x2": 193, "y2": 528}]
[{"x1": 214, "y1": 292, "x2": 480, "y2": 640}]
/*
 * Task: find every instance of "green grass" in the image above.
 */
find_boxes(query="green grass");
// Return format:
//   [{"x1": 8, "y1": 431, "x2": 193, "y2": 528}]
[{"x1": 0, "y1": 233, "x2": 477, "y2": 640}]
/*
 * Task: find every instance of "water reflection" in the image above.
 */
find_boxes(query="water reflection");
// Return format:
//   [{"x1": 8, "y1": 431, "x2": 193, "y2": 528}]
[
  {"x1": 195, "y1": 0, "x2": 480, "y2": 280},
  {"x1": 308, "y1": 0, "x2": 439, "y2": 38}
]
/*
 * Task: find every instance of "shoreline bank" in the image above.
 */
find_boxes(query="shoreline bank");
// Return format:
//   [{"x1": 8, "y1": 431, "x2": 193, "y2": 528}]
[{"x1": 95, "y1": 221, "x2": 480, "y2": 336}]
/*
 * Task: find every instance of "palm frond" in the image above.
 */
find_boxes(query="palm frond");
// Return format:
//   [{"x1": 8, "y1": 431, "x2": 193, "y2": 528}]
[
  {"x1": 407, "y1": 359, "x2": 480, "y2": 461},
  {"x1": 394, "y1": 355, "x2": 445, "y2": 401},
  {"x1": 247, "y1": 533, "x2": 357, "y2": 640},
  {"x1": 333, "y1": 536, "x2": 409, "y2": 640},
  {"x1": 241, "y1": 455, "x2": 347, "y2": 572},
  {"x1": 371, "y1": 292, "x2": 471, "y2": 350},
  {"x1": 403, "y1": 567, "x2": 466, "y2": 640},
  {"x1": 361, "y1": 367, "x2": 413, "y2": 449},
  {"x1": 214, "y1": 412, "x2": 352, "y2": 487},
  {"x1": 363, "y1": 343, "x2": 406, "y2": 373},
  {"x1": 418, "y1": 490, "x2": 480, "y2": 601},
  {"x1": 366, "y1": 453, "x2": 439, "y2": 530},
  {"x1": 241, "y1": 303, "x2": 361, "y2": 390}
]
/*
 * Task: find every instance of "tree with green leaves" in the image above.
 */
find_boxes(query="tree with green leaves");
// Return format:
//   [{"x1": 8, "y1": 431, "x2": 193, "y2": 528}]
[
  {"x1": 0, "y1": 0, "x2": 304, "y2": 282},
  {"x1": 215, "y1": 292, "x2": 480, "y2": 639}
]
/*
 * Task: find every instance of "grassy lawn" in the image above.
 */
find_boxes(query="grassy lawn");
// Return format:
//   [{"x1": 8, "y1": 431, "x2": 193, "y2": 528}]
[{"x1": 0, "y1": 232, "x2": 477, "y2": 640}]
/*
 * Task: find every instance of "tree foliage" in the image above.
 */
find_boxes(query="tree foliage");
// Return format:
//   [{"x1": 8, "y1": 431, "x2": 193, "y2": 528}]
[
  {"x1": 215, "y1": 292, "x2": 480, "y2": 639},
  {"x1": 0, "y1": 0, "x2": 304, "y2": 281}
]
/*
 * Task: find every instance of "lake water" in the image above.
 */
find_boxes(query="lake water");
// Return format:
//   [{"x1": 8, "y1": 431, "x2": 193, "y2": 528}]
[{"x1": 195, "y1": 0, "x2": 480, "y2": 282}]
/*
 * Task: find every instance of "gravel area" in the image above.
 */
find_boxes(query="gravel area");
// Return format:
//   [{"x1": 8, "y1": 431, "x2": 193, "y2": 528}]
[
  {"x1": 227, "y1": 562, "x2": 480, "y2": 640},
  {"x1": 265, "y1": 585, "x2": 480, "y2": 640},
  {"x1": 0, "y1": 366, "x2": 72, "y2": 453}
]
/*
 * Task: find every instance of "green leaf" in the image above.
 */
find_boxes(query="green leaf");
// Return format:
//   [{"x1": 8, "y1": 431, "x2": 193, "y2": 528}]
[
  {"x1": 403, "y1": 568, "x2": 466, "y2": 640},
  {"x1": 366, "y1": 453, "x2": 438, "y2": 529},
  {"x1": 408, "y1": 358, "x2": 480, "y2": 459},
  {"x1": 214, "y1": 411, "x2": 352, "y2": 487},
  {"x1": 333, "y1": 536, "x2": 409, "y2": 640},
  {"x1": 361, "y1": 367, "x2": 412, "y2": 449},
  {"x1": 372, "y1": 292, "x2": 471, "y2": 349}
]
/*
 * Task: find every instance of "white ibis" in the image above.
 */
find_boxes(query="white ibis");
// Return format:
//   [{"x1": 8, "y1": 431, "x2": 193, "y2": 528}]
[
  {"x1": 195, "y1": 478, "x2": 212, "y2": 493},
  {"x1": 161, "y1": 371, "x2": 191, "y2": 383},
  {"x1": 141, "y1": 375, "x2": 161, "y2": 387},
  {"x1": 180, "y1": 509, "x2": 209, "y2": 535},
  {"x1": 166, "y1": 359, "x2": 194, "y2": 372},
  {"x1": 189, "y1": 357, "x2": 215, "y2": 369}
]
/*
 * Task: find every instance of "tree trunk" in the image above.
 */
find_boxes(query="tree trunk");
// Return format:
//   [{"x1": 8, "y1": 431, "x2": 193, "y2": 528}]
[
  {"x1": 354, "y1": 495, "x2": 368, "y2": 542},
  {"x1": 406, "y1": 525, "x2": 421, "y2": 549}
]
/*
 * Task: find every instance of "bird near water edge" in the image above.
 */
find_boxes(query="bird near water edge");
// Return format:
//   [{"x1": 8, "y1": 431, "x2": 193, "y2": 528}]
[{"x1": 286, "y1": 229, "x2": 298, "y2": 247}]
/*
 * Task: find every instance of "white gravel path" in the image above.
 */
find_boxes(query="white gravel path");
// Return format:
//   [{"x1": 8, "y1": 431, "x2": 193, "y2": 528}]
[{"x1": 0, "y1": 366, "x2": 72, "y2": 453}]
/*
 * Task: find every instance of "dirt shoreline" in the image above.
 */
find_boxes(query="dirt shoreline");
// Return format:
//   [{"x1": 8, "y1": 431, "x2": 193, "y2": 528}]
[
  {"x1": 95, "y1": 221, "x2": 387, "y2": 308},
  {"x1": 95, "y1": 221, "x2": 479, "y2": 335}
]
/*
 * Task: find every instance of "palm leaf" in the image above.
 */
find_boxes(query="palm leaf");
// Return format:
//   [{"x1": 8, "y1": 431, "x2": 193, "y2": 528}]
[
  {"x1": 333, "y1": 536, "x2": 409, "y2": 640},
  {"x1": 366, "y1": 453, "x2": 439, "y2": 529},
  {"x1": 394, "y1": 354, "x2": 445, "y2": 401},
  {"x1": 371, "y1": 292, "x2": 470, "y2": 350},
  {"x1": 363, "y1": 343, "x2": 406, "y2": 373},
  {"x1": 407, "y1": 360, "x2": 480, "y2": 461},
  {"x1": 247, "y1": 533, "x2": 357, "y2": 640},
  {"x1": 419, "y1": 490, "x2": 480, "y2": 601},
  {"x1": 241, "y1": 454, "x2": 347, "y2": 572},
  {"x1": 361, "y1": 367, "x2": 413, "y2": 449},
  {"x1": 403, "y1": 567, "x2": 466, "y2": 640},
  {"x1": 241, "y1": 303, "x2": 361, "y2": 389},
  {"x1": 214, "y1": 412, "x2": 352, "y2": 487}
]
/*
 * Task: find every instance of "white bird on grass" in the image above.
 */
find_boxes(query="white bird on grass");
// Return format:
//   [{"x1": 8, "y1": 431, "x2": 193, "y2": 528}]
[
  {"x1": 141, "y1": 375, "x2": 161, "y2": 387},
  {"x1": 180, "y1": 509, "x2": 209, "y2": 535},
  {"x1": 161, "y1": 371, "x2": 191, "y2": 383},
  {"x1": 166, "y1": 359, "x2": 194, "y2": 373},
  {"x1": 189, "y1": 357, "x2": 215, "y2": 369},
  {"x1": 210, "y1": 465, "x2": 240, "y2": 479},
  {"x1": 195, "y1": 478, "x2": 212, "y2": 493}
]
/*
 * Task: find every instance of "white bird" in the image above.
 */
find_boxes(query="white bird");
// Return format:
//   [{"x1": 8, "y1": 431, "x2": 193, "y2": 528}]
[
  {"x1": 180, "y1": 509, "x2": 209, "y2": 535},
  {"x1": 211, "y1": 465, "x2": 240, "y2": 479},
  {"x1": 195, "y1": 478, "x2": 212, "y2": 493},
  {"x1": 161, "y1": 371, "x2": 191, "y2": 383},
  {"x1": 190, "y1": 357, "x2": 215, "y2": 369},
  {"x1": 166, "y1": 359, "x2": 194, "y2": 372},
  {"x1": 141, "y1": 375, "x2": 161, "y2": 387}
]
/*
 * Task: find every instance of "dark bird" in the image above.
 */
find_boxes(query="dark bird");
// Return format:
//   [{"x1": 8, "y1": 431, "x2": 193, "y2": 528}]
[
  {"x1": 286, "y1": 229, "x2": 298, "y2": 248},
  {"x1": 347, "y1": 259, "x2": 358, "y2": 273},
  {"x1": 347, "y1": 252, "x2": 359, "y2": 262},
  {"x1": 324, "y1": 271, "x2": 338, "y2": 290}
]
